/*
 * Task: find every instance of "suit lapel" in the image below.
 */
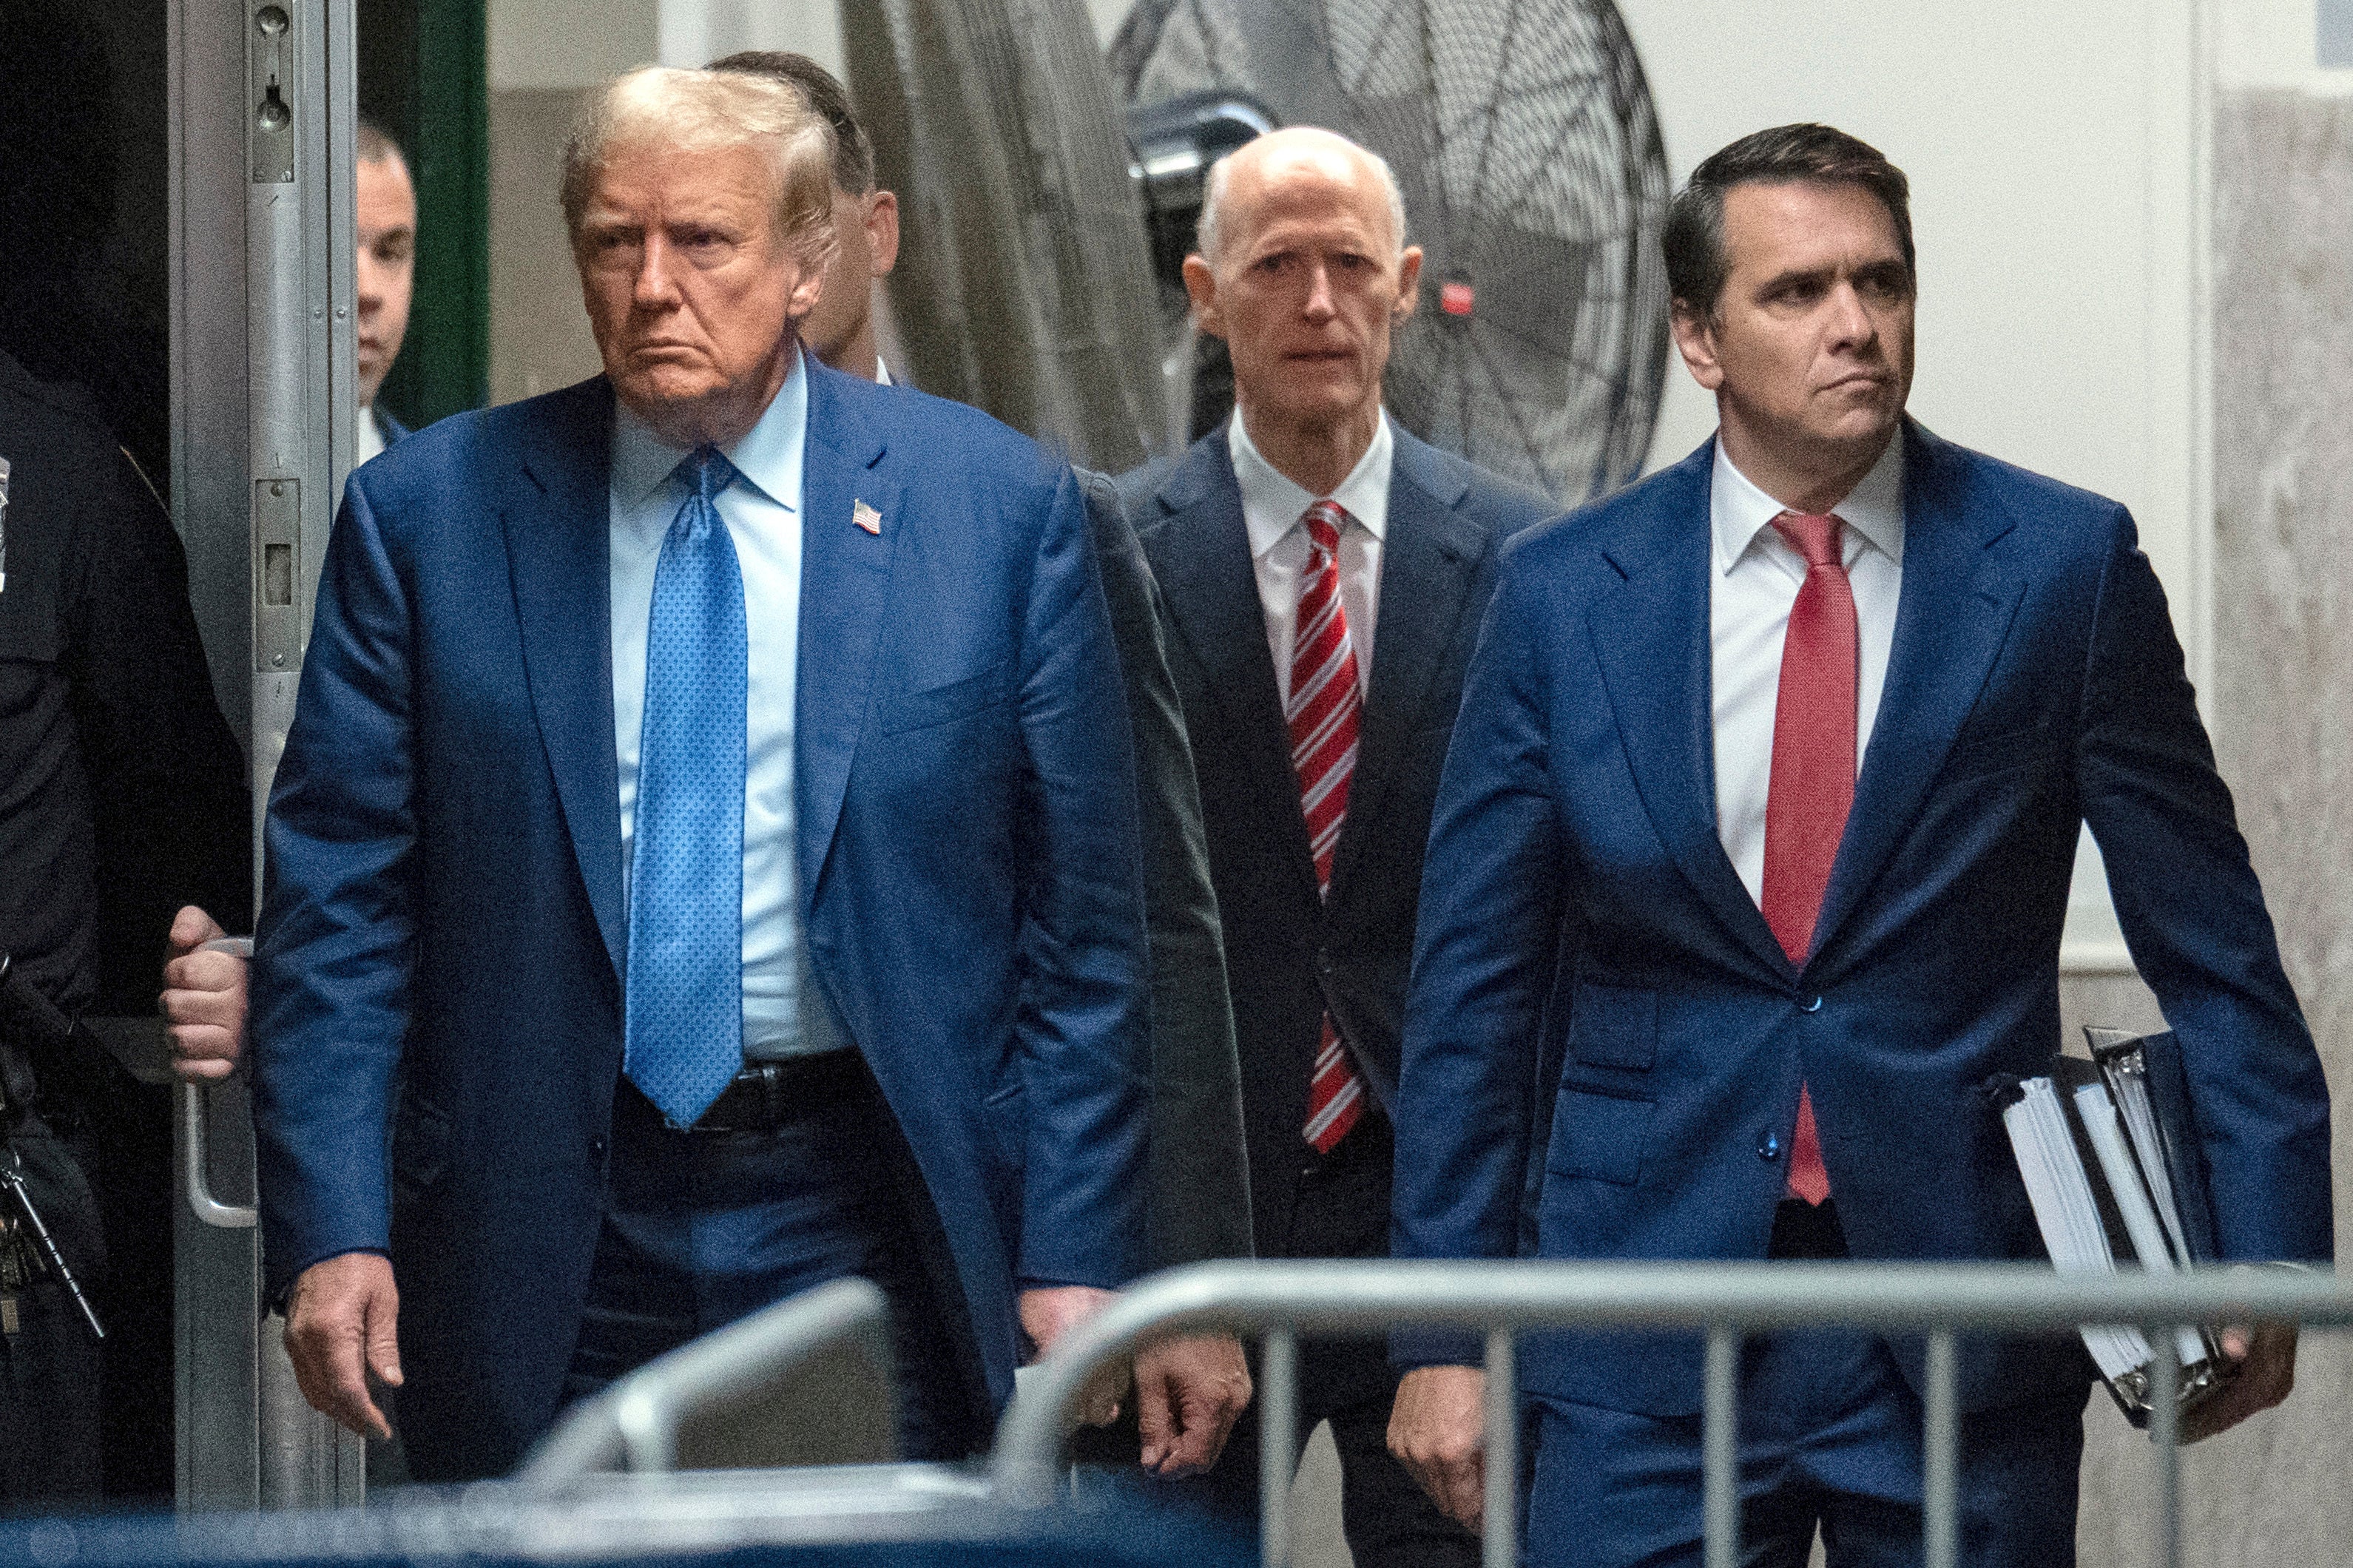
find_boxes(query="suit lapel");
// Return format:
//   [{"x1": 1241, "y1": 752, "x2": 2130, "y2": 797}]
[
  {"x1": 503, "y1": 379, "x2": 625, "y2": 977},
  {"x1": 1809, "y1": 425, "x2": 2023, "y2": 964},
  {"x1": 1587, "y1": 441, "x2": 1793, "y2": 984},
  {"x1": 794, "y1": 361, "x2": 905, "y2": 908},
  {"x1": 1328, "y1": 433, "x2": 1482, "y2": 902},
  {"x1": 1144, "y1": 433, "x2": 1322, "y2": 913}
]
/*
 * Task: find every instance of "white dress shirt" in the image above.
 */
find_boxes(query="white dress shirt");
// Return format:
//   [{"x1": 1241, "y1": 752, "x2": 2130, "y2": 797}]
[
  {"x1": 1229, "y1": 407, "x2": 1394, "y2": 706},
  {"x1": 1709, "y1": 436, "x2": 1905, "y2": 906},
  {"x1": 355, "y1": 405, "x2": 388, "y2": 468},
  {"x1": 610, "y1": 348, "x2": 831, "y2": 1058}
]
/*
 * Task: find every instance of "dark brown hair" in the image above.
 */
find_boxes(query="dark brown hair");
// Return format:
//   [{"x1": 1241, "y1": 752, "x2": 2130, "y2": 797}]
[
  {"x1": 356, "y1": 118, "x2": 404, "y2": 169},
  {"x1": 1663, "y1": 123, "x2": 1912, "y2": 320}
]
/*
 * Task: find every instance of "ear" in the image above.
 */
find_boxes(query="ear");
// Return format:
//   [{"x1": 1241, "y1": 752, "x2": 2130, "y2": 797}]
[
  {"x1": 786, "y1": 260, "x2": 827, "y2": 321},
  {"x1": 865, "y1": 190, "x2": 901, "y2": 277},
  {"x1": 1182, "y1": 253, "x2": 1226, "y2": 340},
  {"x1": 1670, "y1": 302, "x2": 1726, "y2": 392},
  {"x1": 1393, "y1": 245, "x2": 1424, "y2": 320}
]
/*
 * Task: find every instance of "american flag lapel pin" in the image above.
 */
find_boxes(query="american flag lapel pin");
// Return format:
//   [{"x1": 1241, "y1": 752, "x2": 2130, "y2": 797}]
[{"x1": 852, "y1": 499, "x2": 882, "y2": 535}]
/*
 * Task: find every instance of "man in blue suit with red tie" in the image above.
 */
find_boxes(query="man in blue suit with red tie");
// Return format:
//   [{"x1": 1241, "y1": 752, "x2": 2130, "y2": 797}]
[
  {"x1": 248, "y1": 66, "x2": 1150, "y2": 1479},
  {"x1": 1386, "y1": 124, "x2": 2332, "y2": 1564}
]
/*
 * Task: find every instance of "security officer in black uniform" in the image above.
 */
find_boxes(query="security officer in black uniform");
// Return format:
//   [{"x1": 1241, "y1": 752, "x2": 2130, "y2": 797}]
[{"x1": 0, "y1": 345, "x2": 249, "y2": 1504}]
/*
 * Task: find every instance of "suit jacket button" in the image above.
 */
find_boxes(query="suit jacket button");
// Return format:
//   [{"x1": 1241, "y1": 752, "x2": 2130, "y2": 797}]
[
  {"x1": 1802, "y1": 996, "x2": 1824, "y2": 1013},
  {"x1": 590, "y1": 1137, "x2": 607, "y2": 1158},
  {"x1": 1759, "y1": 1129, "x2": 1782, "y2": 1160}
]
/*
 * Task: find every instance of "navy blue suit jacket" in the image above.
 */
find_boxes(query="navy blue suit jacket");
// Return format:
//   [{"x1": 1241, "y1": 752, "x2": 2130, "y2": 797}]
[
  {"x1": 1391, "y1": 424, "x2": 2333, "y2": 1416},
  {"x1": 1121, "y1": 425, "x2": 1553, "y2": 1264},
  {"x1": 251, "y1": 363, "x2": 1151, "y2": 1476}
]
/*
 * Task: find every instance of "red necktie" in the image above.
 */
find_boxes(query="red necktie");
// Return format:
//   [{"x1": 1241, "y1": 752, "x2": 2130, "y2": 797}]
[
  {"x1": 1761, "y1": 510, "x2": 1854, "y2": 1207},
  {"x1": 1293, "y1": 501, "x2": 1365, "y2": 1154}
]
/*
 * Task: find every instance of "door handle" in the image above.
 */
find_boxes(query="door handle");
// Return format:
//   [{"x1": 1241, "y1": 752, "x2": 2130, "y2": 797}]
[{"x1": 185, "y1": 936, "x2": 258, "y2": 1229}]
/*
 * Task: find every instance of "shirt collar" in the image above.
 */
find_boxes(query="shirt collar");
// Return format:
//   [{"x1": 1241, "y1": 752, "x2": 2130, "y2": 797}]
[
  {"x1": 1229, "y1": 406, "x2": 1394, "y2": 561},
  {"x1": 610, "y1": 342, "x2": 809, "y2": 513},
  {"x1": 1710, "y1": 430, "x2": 1905, "y2": 576}
]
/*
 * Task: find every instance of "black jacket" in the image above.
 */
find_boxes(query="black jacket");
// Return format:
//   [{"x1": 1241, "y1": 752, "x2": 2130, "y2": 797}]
[{"x1": 0, "y1": 349, "x2": 247, "y2": 1018}]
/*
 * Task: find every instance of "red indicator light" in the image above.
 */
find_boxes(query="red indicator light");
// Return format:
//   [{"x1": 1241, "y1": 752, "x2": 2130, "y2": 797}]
[{"x1": 1439, "y1": 280, "x2": 1476, "y2": 317}]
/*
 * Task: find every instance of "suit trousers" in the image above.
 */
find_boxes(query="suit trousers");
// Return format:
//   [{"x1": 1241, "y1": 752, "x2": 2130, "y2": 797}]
[
  {"x1": 1181, "y1": 1113, "x2": 1479, "y2": 1568},
  {"x1": 1525, "y1": 1203, "x2": 2087, "y2": 1568},
  {"x1": 561, "y1": 1062, "x2": 992, "y2": 1461}
]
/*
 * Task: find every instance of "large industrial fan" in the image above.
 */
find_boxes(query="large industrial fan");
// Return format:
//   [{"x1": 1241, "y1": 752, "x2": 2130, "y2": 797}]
[
  {"x1": 1112, "y1": 0, "x2": 1670, "y2": 502},
  {"x1": 841, "y1": 0, "x2": 1172, "y2": 471}
]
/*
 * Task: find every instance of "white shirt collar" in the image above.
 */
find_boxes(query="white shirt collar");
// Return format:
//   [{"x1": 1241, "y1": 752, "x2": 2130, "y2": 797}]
[
  {"x1": 611, "y1": 343, "x2": 808, "y2": 513},
  {"x1": 1710, "y1": 430, "x2": 1905, "y2": 577},
  {"x1": 1229, "y1": 406, "x2": 1394, "y2": 561},
  {"x1": 355, "y1": 404, "x2": 386, "y2": 467}
]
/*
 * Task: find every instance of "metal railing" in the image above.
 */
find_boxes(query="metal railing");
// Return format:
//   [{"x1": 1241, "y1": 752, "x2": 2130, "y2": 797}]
[
  {"x1": 524, "y1": 1278, "x2": 901, "y2": 1481},
  {"x1": 993, "y1": 1259, "x2": 2353, "y2": 1568}
]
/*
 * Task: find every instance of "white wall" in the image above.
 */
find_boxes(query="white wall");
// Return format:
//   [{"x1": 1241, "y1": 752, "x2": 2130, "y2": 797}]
[
  {"x1": 655, "y1": 0, "x2": 843, "y2": 76},
  {"x1": 489, "y1": 0, "x2": 654, "y2": 89},
  {"x1": 2221, "y1": 0, "x2": 2353, "y2": 87}
]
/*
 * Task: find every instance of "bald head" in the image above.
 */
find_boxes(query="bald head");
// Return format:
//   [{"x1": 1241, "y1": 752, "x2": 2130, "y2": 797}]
[
  {"x1": 1196, "y1": 126, "x2": 1406, "y2": 268},
  {"x1": 1183, "y1": 126, "x2": 1422, "y2": 495}
]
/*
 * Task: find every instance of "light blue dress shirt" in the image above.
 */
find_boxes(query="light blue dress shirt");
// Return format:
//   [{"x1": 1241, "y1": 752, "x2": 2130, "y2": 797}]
[{"x1": 610, "y1": 348, "x2": 840, "y2": 1059}]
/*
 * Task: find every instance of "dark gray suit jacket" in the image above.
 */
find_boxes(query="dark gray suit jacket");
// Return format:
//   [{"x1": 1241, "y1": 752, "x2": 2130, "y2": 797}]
[
  {"x1": 1077, "y1": 470, "x2": 1253, "y2": 1269},
  {"x1": 1118, "y1": 425, "x2": 1554, "y2": 1262}
]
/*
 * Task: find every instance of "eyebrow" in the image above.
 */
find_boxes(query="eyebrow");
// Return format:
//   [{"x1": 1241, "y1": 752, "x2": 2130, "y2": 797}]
[
  {"x1": 1753, "y1": 263, "x2": 1834, "y2": 295},
  {"x1": 1752, "y1": 256, "x2": 1908, "y2": 295}
]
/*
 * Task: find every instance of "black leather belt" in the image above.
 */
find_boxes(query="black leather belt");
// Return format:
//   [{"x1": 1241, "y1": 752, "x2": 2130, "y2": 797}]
[{"x1": 684, "y1": 1050, "x2": 865, "y2": 1134}]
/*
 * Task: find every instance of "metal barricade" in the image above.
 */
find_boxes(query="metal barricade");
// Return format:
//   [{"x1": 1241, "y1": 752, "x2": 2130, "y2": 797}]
[
  {"x1": 524, "y1": 1278, "x2": 901, "y2": 1482},
  {"x1": 992, "y1": 1259, "x2": 2353, "y2": 1568}
]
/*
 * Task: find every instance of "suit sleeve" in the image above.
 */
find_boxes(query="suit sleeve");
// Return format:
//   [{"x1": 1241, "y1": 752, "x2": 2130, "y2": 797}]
[
  {"x1": 2076, "y1": 508, "x2": 2332, "y2": 1263},
  {"x1": 1008, "y1": 467, "x2": 1154, "y2": 1288},
  {"x1": 1390, "y1": 555, "x2": 1570, "y2": 1367},
  {"x1": 249, "y1": 476, "x2": 417, "y2": 1301},
  {"x1": 1081, "y1": 471, "x2": 1252, "y2": 1270}
]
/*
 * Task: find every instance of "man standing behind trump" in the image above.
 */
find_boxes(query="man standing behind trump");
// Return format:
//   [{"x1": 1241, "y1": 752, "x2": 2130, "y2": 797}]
[{"x1": 248, "y1": 66, "x2": 1151, "y2": 1479}]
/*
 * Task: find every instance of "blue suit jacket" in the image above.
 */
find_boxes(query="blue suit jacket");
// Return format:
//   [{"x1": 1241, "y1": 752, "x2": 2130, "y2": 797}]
[
  {"x1": 1391, "y1": 424, "x2": 2333, "y2": 1416},
  {"x1": 251, "y1": 363, "x2": 1151, "y2": 1476}
]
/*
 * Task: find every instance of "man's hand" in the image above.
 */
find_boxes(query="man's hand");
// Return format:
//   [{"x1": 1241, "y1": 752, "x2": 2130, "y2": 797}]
[
  {"x1": 1019, "y1": 1284, "x2": 1130, "y2": 1427},
  {"x1": 284, "y1": 1252, "x2": 402, "y2": 1440},
  {"x1": 161, "y1": 906, "x2": 247, "y2": 1084},
  {"x1": 2181, "y1": 1319, "x2": 2298, "y2": 1444},
  {"x1": 1388, "y1": 1364, "x2": 1488, "y2": 1530},
  {"x1": 1134, "y1": 1332, "x2": 1252, "y2": 1476}
]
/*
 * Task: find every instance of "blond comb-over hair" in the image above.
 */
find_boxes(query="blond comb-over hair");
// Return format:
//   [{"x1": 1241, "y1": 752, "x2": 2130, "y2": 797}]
[{"x1": 561, "y1": 65, "x2": 838, "y2": 272}]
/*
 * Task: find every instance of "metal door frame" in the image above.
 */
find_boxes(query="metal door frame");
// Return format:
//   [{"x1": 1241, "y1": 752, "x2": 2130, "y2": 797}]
[{"x1": 169, "y1": 0, "x2": 366, "y2": 1510}]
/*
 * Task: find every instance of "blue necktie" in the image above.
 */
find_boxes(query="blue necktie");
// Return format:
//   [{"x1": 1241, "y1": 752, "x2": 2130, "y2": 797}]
[{"x1": 624, "y1": 445, "x2": 747, "y2": 1127}]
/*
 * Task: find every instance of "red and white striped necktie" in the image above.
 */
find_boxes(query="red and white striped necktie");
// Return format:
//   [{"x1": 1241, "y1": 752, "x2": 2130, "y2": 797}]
[{"x1": 1292, "y1": 500, "x2": 1365, "y2": 1154}]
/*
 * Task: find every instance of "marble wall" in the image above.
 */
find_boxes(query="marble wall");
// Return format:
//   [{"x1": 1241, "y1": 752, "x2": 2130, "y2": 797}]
[{"x1": 2068, "y1": 89, "x2": 2353, "y2": 1567}]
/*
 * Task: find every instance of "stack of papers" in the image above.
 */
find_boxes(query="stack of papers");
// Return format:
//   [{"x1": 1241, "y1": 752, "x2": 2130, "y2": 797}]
[{"x1": 1999, "y1": 1030, "x2": 2232, "y2": 1426}]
